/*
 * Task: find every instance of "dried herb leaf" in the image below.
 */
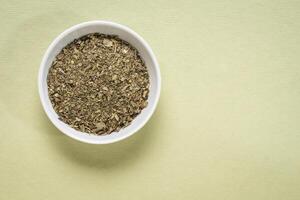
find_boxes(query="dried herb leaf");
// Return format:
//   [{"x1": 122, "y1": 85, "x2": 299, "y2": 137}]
[{"x1": 47, "y1": 33, "x2": 150, "y2": 135}]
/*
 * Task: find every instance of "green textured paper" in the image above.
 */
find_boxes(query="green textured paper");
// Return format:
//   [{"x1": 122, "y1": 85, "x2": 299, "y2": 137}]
[{"x1": 0, "y1": 0, "x2": 299, "y2": 199}]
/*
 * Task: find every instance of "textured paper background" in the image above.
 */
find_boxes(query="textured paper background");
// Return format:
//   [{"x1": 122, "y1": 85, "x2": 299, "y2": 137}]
[{"x1": 0, "y1": 0, "x2": 299, "y2": 199}]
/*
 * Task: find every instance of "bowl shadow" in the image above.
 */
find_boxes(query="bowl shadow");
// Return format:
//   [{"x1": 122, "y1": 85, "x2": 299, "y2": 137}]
[{"x1": 39, "y1": 102, "x2": 162, "y2": 170}]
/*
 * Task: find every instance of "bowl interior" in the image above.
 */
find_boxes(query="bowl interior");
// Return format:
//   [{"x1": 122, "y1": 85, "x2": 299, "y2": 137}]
[{"x1": 39, "y1": 21, "x2": 160, "y2": 144}]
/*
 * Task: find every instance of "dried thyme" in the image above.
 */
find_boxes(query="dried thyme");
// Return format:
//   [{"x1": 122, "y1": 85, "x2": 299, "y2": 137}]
[{"x1": 47, "y1": 33, "x2": 150, "y2": 135}]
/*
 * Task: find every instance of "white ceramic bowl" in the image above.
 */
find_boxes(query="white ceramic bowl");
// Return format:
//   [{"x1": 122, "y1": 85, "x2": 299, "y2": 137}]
[{"x1": 38, "y1": 21, "x2": 161, "y2": 144}]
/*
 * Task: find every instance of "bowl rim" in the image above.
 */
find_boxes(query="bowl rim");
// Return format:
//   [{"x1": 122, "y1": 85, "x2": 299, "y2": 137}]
[{"x1": 38, "y1": 20, "x2": 161, "y2": 144}]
